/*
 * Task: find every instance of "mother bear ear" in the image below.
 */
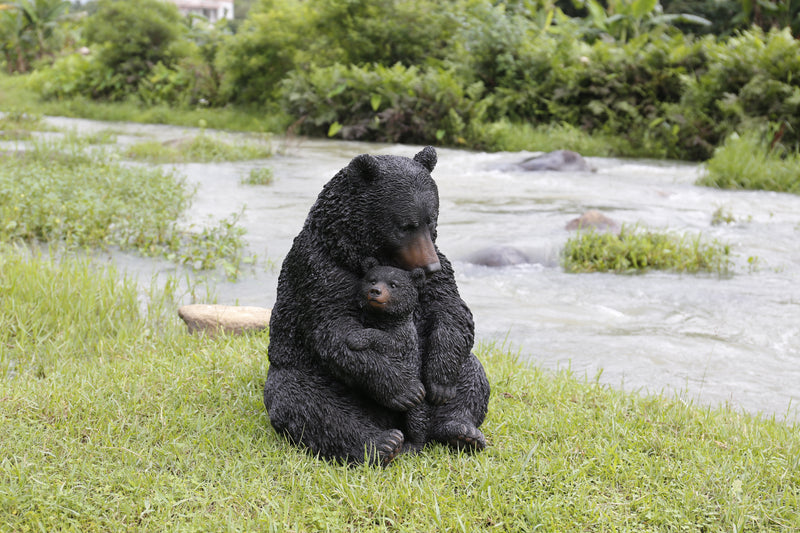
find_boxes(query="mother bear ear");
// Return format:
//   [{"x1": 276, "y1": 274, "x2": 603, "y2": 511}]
[
  {"x1": 413, "y1": 146, "x2": 437, "y2": 172},
  {"x1": 348, "y1": 153, "x2": 381, "y2": 184}
]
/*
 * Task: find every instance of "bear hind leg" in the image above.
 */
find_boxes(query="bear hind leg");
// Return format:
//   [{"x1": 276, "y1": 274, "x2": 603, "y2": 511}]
[{"x1": 264, "y1": 366, "x2": 405, "y2": 466}]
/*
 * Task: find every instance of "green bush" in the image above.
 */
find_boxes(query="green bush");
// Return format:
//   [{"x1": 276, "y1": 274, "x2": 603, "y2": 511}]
[
  {"x1": 215, "y1": 0, "x2": 317, "y2": 104},
  {"x1": 83, "y1": 0, "x2": 186, "y2": 99},
  {"x1": 562, "y1": 226, "x2": 732, "y2": 275},
  {"x1": 675, "y1": 27, "x2": 800, "y2": 158},
  {"x1": 280, "y1": 62, "x2": 488, "y2": 146},
  {"x1": 698, "y1": 127, "x2": 800, "y2": 194}
]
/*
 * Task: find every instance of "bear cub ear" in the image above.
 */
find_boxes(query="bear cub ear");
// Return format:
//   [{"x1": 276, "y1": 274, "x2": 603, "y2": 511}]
[
  {"x1": 360, "y1": 256, "x2": 380, "y2": 274},
  {"x1": 413, "y1": 146, "x2": 437, "y2": 172},
  {"x1": 410, "y1": 267, "x2": 426, "y2": 289},
  {"x1": 348, "y1": 154, "x2": 381, "y2": 184}
]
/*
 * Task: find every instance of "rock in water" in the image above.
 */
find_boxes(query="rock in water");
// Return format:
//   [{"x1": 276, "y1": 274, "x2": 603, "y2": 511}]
[
  {"x1": 565, "y1": 210, "x2": 620, "y2": 232},
  {"x1": 178, "y1": 304, "x2": 271, "y2": 336},
  {"x1": 465, "y1": 246, "x2": 530, "y2": 267},
  {"x1": 517, "y1": 150, "x2": 595, "y2": 172}
]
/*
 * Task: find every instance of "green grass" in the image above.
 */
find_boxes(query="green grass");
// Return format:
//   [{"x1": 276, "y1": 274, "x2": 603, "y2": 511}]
[
  {"x1": 698, "y1": 129, "x2": 800, "y2": 194},
  {"x1": 0, "y1": 72, "x2": 290, "y2": 135},
  {"x1": 562, "y1": 226, "x2": 732, "y2": 275},
  {"x1": 474, "y1": 120, "x2": 626, "y2": 157},
  {"x1": 241, "y1": 167, "x2": 276, "y2": 186},
  {"x1": 0, "y1": 135, "x2": 253, "y2": 278},
  {"x1": 1, "y1": 246, "x2": 798, "y2": 531},
  {"x1": 0, "y1": 109, "x2": 55, "y2": 140},
  {"x1": 125, "y1": 133, "x2": 273, "y2": 164}
]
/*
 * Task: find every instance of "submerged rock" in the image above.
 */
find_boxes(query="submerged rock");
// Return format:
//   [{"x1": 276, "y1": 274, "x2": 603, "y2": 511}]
[
  {"x1": 516, "y1": 150, "x2": 595, "y2": 172},
  {"x1": 565, "y1": 210, "x2": 620, "y2": 232},
  {"x1": 465, "y1": 245, "x2": 530, "y2": 267},
  {"x1": 178, "y1": 304, "x2": 271, "y2": 336}
]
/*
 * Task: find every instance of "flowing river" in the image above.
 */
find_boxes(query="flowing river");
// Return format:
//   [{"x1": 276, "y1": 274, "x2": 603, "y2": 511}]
[{"x1": 43, "y1": 117, "x2": 800, "y2": 422}]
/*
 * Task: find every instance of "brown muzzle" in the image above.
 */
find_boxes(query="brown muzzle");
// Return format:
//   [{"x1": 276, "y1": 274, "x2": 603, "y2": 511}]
[{"x1": 396, "y1": 230, "x2": 441, "y2": 275}]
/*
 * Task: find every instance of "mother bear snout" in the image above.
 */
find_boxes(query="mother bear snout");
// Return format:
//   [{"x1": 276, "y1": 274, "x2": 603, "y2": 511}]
[{"x1": 395, "y1": 230, "x2": 440, "y2": 274}]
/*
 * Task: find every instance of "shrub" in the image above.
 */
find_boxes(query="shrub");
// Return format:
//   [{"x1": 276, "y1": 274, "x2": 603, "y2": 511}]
[
  {"x1": 83, "y1": 0, "x2": 186, "y2": 99},
  {"x1": 217, "y1": 0, "x2": 459, "y2": 104},
  {"x1": 280, "y1": 62, "x2": 487, "y2": 146},
  {"x1": 676, "y1": 28, "x2": 800, "y2": 158},
  {"x1": 562, "y1": 226, "x2": 732, "y2": 275},
  {"x1": 697, "y1": 127, "x2": 800, "y2": 194}
]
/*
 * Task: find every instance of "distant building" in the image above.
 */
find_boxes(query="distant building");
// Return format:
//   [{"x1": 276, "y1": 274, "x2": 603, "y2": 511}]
[{"x1": 170, "y1": 1, "x2": 234, "y2": 22}]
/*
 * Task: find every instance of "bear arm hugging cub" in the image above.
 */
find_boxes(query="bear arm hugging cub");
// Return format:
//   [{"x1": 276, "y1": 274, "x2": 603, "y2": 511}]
[{"x1": 263, "y1": 146, "x2": 490, "y2": 467}]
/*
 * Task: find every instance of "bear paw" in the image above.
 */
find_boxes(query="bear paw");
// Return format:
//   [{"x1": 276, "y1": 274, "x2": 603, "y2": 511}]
[
  {"x1": 385, "y1": 380, "x2": 426, "y2": 412},
  {"x1": 438, "y1": 422, "x2": 487, "y2": 453},
  {"x1": 376, "y1": 429, "x2": 405, "y2": 467}
]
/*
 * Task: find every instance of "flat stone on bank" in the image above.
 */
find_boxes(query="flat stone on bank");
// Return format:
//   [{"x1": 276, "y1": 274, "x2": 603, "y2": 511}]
[{"x1": 178, "y1": 304, "x2": 271, "y2": 336}]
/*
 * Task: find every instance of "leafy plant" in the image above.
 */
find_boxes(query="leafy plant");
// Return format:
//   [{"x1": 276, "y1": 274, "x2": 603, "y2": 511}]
[
  {"x1": 280, "y1": 62, "x2": 488, "y2": 145},
  {"x1": 0, "y1": 0, "x2": 71, "y2": 73},
  {"x1": 571, "y1": 0, "x2": 710, "y2": 42},
  {"x1": 562, "y1": 225, "x2": 732, "y2": 274},
  {"x1": 241, "y1": 167, "x2": 274, "y2": 185},
  {"x1": 698, "y1": 127, "x2": 800, "y2": 194},
  {"x1": 82, "y1": 0, "x2": 186, "y2": 99}
]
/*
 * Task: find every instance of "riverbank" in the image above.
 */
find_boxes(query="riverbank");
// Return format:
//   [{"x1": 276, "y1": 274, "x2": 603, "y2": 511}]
[
  {"x1": 0, "y1": 73, "x2": 288, "y2": 135},
  {"x1": 0, "y1": 72, "x2": 631, "y2": 159},
  {"x1": 1, "y1": 246, "x2": 798, "y2": 531}
]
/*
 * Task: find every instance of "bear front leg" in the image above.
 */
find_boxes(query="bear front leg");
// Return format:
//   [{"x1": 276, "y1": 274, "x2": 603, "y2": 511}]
[
  {"x1": 426, "y1": 352, "x2": 490, "y2": 452},
  {"x1": 421, "y1": 324, "x2": 470, "y2": 405},
  {"x1": 417, "y1": 270, "x2": 475, "y2": 405}
]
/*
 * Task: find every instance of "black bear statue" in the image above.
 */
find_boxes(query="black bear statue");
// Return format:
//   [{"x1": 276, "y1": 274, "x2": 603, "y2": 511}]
[{"x1": 263, "y1": 146, "x2": 490, "y2": 466}]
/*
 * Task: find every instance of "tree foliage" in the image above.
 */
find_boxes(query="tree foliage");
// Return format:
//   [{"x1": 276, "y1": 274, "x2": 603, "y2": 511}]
[
  {"x1": 17, "y1": 0, "x2": 800, "y2": 161},
  {"x1": 0, "y1": 0, "x2": 71, "y2": 73},
  {"x1": 83, "y1": 0, "x2": 185, "y2": 95}
]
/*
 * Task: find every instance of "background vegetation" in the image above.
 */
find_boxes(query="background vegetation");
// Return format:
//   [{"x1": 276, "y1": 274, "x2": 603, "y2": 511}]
[{"x1": 1, "y1": 0, "x2": 799, "y2": 165}]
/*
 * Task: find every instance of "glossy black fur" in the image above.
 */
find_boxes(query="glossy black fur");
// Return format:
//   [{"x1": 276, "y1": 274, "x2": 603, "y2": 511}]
[{"x1": 263, "y1": 147, "x2": 490, "y2": 466}]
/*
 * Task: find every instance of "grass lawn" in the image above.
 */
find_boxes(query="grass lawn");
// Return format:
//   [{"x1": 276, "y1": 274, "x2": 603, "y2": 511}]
[{"x1": 1, "y1": 247, "x2": 798, "y2": 532}]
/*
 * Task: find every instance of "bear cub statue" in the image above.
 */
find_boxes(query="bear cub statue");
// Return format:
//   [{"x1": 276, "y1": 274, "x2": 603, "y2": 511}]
[
  {"x1": 263, "y1": 146, "x2": 490, "y2": 467},
  {"x1": 348, "y1": 259, "x2": 429, "y2": 452}
]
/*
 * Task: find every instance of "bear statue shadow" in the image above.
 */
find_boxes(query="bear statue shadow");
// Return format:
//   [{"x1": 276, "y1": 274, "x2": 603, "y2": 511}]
[{"x1": 263, "y1": 146, "x2": 490, "y2": 467}]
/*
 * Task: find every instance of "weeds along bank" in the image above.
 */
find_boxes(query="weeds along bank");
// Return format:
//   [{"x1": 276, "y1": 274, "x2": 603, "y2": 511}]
[
  {"x1": 2, "y1": 247, "x2": 799, "y2": 531},
  {"x1": 3, "y1": 0, "x2": 800, "y2": 164},
  {"x1": 0, "y1": 116, "x2": 274, "y2": 278}
]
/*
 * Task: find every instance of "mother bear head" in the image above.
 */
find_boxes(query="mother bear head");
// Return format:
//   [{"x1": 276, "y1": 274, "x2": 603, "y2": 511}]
[{"x1": 305, "y1": 146, "x2": 442, "y2": 275}]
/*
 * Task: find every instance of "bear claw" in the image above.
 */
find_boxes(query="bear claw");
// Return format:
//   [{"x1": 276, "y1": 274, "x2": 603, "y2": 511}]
[
  {"x1": 441, "y1": 423, "x2": 487, "y2": 453},
  {"x1": 377, "y1": 429, "x2": 405, "y2": 467}
]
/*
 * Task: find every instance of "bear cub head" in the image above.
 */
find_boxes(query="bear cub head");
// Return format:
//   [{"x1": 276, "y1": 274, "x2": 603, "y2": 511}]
[{"x1": 358, "y1": 258, "x2": 426, "y2": 322}]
